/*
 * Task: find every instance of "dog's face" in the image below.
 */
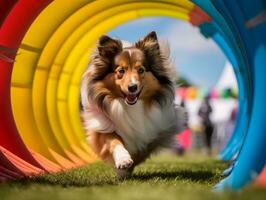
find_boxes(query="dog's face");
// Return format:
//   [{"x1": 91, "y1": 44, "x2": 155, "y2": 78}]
[
  {"x1": 86, "y1": 31, "x2": 173, "y2": 109},
  {"x1": 114, "y1": 48, "x2": 147, "y2": 105}
]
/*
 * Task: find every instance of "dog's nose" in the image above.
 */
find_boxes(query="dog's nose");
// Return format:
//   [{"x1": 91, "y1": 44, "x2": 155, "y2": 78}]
[{"x1": 128, "y1": 84, "x2": 138, "y2": 93}]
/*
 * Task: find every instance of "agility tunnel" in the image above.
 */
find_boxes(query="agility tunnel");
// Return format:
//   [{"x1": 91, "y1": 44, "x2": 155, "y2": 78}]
[{"x1": 0, "y1": 0, "x2": 265, "y2": 190}]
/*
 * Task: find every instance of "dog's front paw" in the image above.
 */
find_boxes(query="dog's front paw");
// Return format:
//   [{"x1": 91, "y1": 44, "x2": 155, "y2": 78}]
[
  {"x1": 113, "y1": 145, "x2": 134, "y2": 170},
  {"x1": 115, "y1": 156, "x2": 133, "y2": 169}
]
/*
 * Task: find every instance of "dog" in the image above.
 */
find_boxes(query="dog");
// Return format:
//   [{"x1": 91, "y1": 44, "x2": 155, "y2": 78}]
[{"x1": 81, "y1": 31, "x2": 186, "y2": 179}]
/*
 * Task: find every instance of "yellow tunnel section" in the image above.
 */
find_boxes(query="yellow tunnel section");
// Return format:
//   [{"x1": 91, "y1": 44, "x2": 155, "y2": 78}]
[{"x1": 11, "y1": 0, "x2": 193, "y2": 168}]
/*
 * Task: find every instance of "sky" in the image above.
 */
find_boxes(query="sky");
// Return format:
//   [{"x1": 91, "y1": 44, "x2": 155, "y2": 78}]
[{"x1": 108, "y1": 17, "x2": 227, "y2": 89}]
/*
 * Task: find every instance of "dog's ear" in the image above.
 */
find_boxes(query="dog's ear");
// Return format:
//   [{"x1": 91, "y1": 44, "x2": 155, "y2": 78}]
[
  {"x1": 135, "y1": 31, "x2": 162, "y2": 72},
  {"x1": 97, "y1": 35, "x2": 122, "y2": 58},
  {"x1": 135, "y1": 31, "x2": 172, "y2": 88},
  {"x1": 135, "y1": 31, "x2": 160, "y2": 54}
]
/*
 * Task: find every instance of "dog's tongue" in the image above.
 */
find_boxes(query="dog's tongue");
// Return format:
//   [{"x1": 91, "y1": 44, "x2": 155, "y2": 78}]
[{"x1": 126, "y1": 93, "x2": 137, "y2": 105}]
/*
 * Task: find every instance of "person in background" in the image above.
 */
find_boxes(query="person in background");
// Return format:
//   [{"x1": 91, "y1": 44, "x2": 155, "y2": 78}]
[
  {"x1": 180, "y1": 99, "x2": 186, "y2": 108},
  {"x1": 198, "y1": 95, "x2": 214, "y2": 156}
]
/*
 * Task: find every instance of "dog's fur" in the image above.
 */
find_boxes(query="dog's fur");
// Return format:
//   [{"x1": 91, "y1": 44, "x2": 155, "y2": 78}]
[{"x1": 81, "y1": 31, "x2": 186, "y2": 178}]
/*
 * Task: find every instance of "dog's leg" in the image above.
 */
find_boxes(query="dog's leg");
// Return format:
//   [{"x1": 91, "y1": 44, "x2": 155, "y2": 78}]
[{"x1": 88, "y1": 131, "x2": 133, "y2": 179}]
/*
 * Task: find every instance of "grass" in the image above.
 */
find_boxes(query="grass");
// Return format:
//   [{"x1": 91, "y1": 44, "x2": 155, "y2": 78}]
[{"x1": 0, "y1": 153, "x2": 265, "y2": 200}]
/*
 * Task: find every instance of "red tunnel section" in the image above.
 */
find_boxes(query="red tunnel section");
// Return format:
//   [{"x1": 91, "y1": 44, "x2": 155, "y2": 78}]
[{"x1": 0, "y1": 0, "x2": 53, "y2": 181}]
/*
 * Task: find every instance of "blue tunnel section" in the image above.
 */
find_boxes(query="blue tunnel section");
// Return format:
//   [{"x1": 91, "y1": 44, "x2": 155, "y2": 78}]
[{"x1": 193, "y1": 0, "x2": 266, "y2": 190}]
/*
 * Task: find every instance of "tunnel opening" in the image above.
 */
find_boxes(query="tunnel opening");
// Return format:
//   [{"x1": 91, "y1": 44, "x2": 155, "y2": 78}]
[
  {"x1": 1, "y1": 0, "x2": 265, "y2": 191},
  {"x1": 78, "y1": 16, "x2": 238, "y2": 159}
]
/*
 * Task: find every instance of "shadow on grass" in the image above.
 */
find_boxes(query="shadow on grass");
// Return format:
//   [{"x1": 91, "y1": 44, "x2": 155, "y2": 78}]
[
  {"x1": 4, "y1": 159, "x2": 225, "y2": 188},
  {"x1": 7, "y1": 169, "x2": 217, "y2": 188}
]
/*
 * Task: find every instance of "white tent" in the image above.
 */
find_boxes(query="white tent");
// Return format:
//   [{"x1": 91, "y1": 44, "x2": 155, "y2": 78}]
[{"x1": 215, "y1": 61, "x2": 238, "y2": 91}]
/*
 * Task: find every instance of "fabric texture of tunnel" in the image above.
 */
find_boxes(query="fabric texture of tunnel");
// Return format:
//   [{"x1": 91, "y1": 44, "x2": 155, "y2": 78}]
[{"x1": 0, "y1": 0, "x2": 265, "y2": 192}]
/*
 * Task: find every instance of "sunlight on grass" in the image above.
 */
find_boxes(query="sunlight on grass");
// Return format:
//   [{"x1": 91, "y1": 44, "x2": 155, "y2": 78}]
[{"x1": 0, "y1": 153, "x2": 265, "y2": 200}]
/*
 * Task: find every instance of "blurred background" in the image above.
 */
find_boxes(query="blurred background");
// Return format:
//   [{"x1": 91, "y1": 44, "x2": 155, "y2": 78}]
[{"x1": 108, "y1": 17, "x2": 238, "y2": 156}]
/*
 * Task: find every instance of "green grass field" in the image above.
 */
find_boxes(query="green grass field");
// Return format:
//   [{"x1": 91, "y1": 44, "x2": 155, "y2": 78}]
[{"x1": 0, "y1": 153, "x2": 265, "y2": 200}]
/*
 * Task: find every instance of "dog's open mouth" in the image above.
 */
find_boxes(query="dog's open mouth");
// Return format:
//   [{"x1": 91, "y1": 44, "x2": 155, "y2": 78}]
[
  {"x1": 125, "y1": 93, "x2": 138, "y2": 105},
  {"x1": 124, "y1": 88, "x2": 143, "y2": 105}
]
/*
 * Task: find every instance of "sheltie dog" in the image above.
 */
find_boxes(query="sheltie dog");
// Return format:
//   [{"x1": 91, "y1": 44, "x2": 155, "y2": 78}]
[{"x1": 81, "y1": 31, "x2": 186, "y2": 179}]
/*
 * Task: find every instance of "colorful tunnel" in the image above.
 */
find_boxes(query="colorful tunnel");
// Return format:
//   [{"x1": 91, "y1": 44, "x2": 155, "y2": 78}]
[{"x1": 0, "y1": 0, "x2": 265, "y2": 190}]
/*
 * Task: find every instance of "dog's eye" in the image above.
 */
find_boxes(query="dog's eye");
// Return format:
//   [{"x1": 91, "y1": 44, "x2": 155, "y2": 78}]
[
  {"x1": 117, "y1": 68, "x2": 125, "y2": 78},
  {"x1": 118, "y1": 68, "x2": 125, "y2": 75},
  {"x1": 138, "y1": 68, "x2": 145, "y2": 74}
]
